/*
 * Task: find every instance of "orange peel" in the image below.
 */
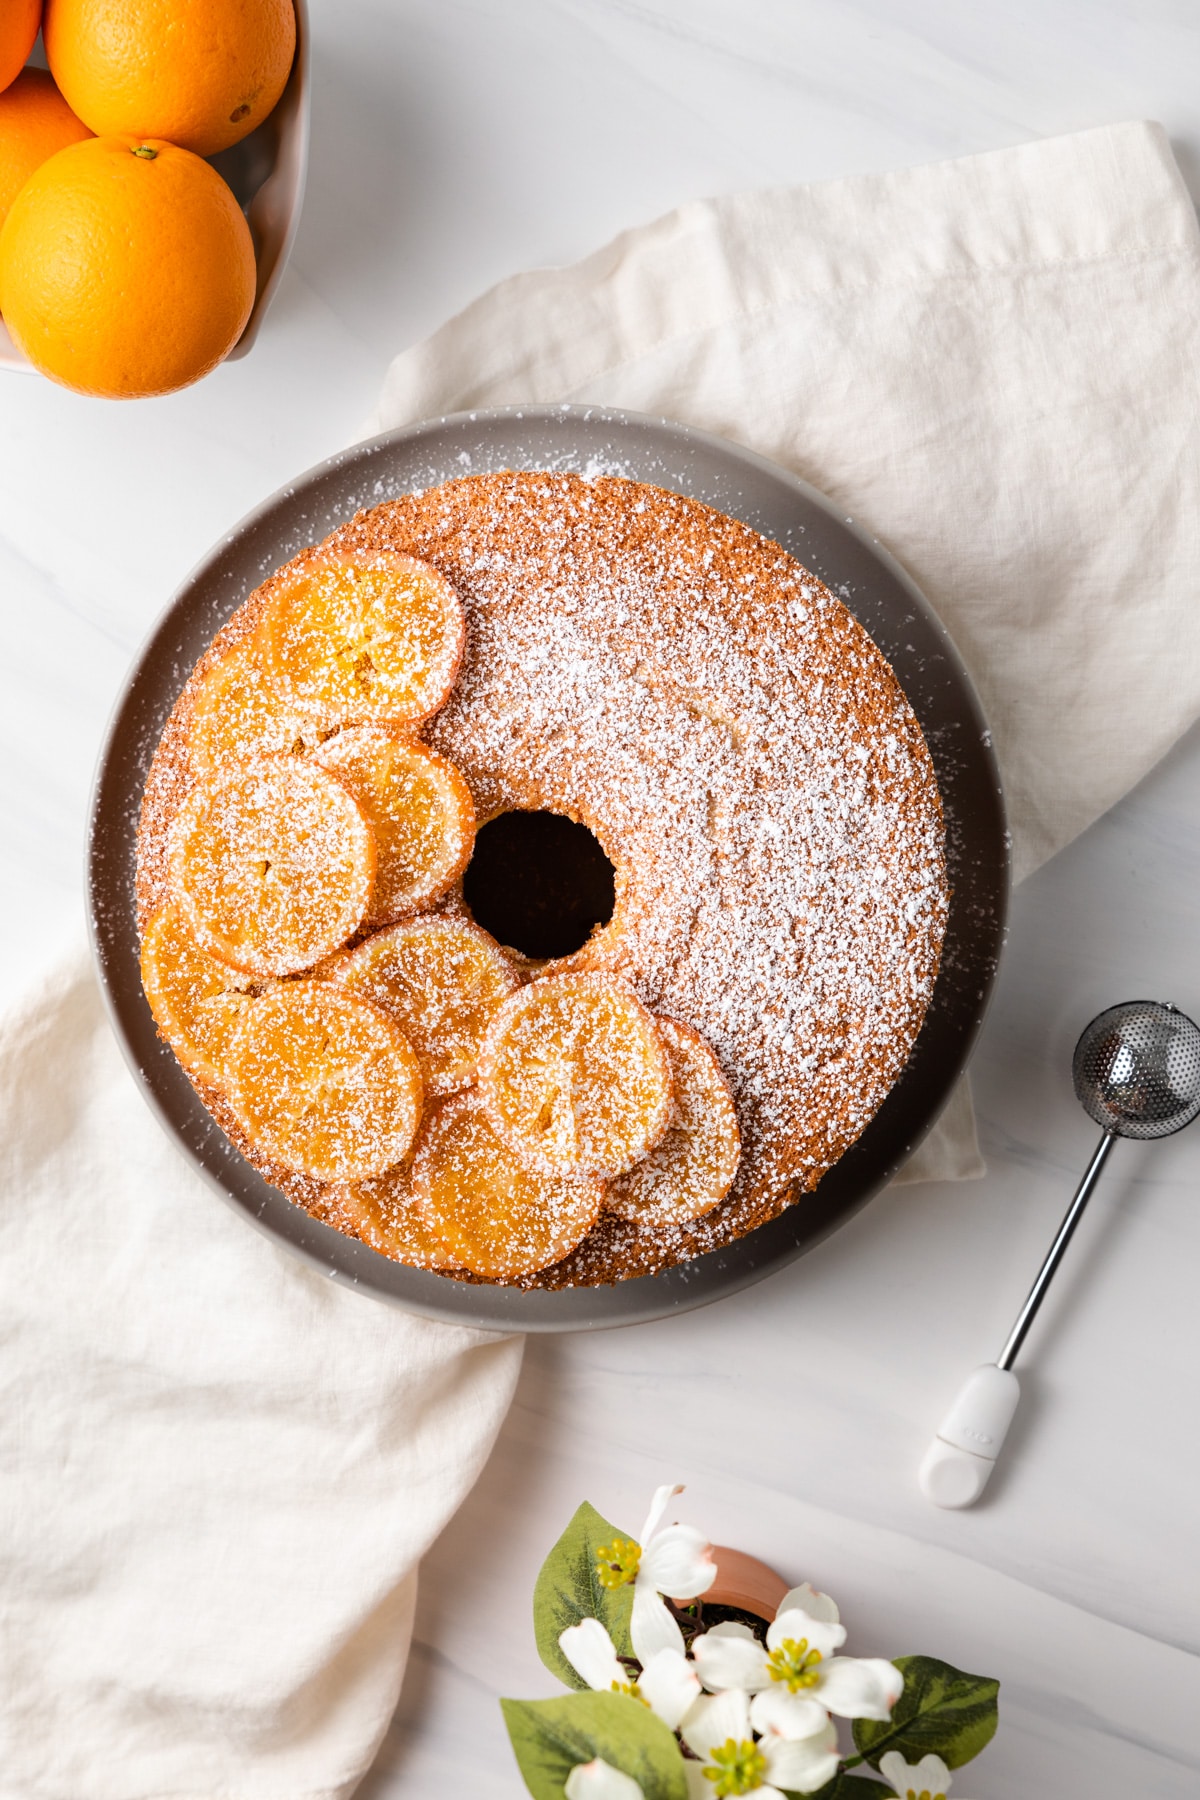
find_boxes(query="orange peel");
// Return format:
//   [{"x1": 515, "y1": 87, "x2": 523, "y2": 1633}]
[
  {"x1": 225, "y1": 982, "x2": 422, "y2": 1182},
  {"x1": 187, "y1": 633, "x2": 324, "y2": 778},
  {"x1": 335, "y1": 916, "x2": 518, "y2": 1096},
  {"x1": 167, "y1": 759, "x2": 375, "y2": 978},
  {"x1": 479, "y1": 972, "x2": 672, "y2": 1177},
  {"x1": 139, "y1": 903, "x2": 260, "y2": 1084},
  {"x1": 332, "y1": 1163, "x2": 462, "y2": 1271},
  {"x1": 316, "y1": 727, "x2": 475, "y2": 925},
  {"x1": 410, "y1": 1089, "x2": 604, "y2": 1280},
  {"x1": 606, "y1": 1018, "x2": 741, "y2": 1227},
  {"x1": 260, "y1": 551, "x2": 465, "y2": 730}
]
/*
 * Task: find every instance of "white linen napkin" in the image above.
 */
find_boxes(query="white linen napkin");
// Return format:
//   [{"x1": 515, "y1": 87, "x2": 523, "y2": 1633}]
[
  {"x1": 368, "y1": 118, "x2": 1200, "y2": 1185},
  {"x1": 7, "y1": 121, "x2": 1200, "y2": 1800},
  {"x1": 0, "y1": 948, "x2": 522, "y2": 1798}
]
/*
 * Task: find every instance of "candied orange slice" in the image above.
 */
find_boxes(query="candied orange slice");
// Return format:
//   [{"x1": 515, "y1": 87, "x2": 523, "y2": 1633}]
[
  {"x1": 479, "y1": 972, "x2": 672, "y2": 1177},
  {"x1": 260, "y1": 550, "x2": 466, "y2": 729},
  {"x1": 335, "y1": 916, "x2": 518, "y2": 1095},
  {"x1": 315, "y1": 728, "x2": 475, "y2": 925},
  {"x1": 333, "y1": 1163, "x2": 462, "y2": 1271},
  {"x1": 168, "y1": 760, "x2": 375, "y2": 978},
  {"x1": 606, "y1": 1018, "x2": 741, "y2": 1227},
  {"x1": 139, "y1": 903, "x2": 261, "y2": 1084},
  {"x1": 225, "y1": 982, "x2": 422, "y2": 1181},
  {"x1": 410, "y1": 1089, "x2": 604, "y2": 1279},
  {"x1": 187, "y1": 632, "x2": 323, "y2": 779}
]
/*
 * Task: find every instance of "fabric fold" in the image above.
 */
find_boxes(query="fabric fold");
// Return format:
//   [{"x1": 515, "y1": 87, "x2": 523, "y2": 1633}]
[{"x1": 0, "y1": 946, "x2": 522, "y2": 1799}]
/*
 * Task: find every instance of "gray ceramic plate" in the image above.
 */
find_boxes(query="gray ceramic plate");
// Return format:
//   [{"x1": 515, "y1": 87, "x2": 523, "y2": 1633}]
[{"x1": 88, "y1": 406, "x2": 1008, "y2": 1332}]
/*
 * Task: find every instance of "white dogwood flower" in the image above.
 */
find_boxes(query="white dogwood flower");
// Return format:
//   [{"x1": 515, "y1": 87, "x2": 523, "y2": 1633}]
[
  {"x1": 879, "y1": 1751, "x2": 968, "y2": 1800},
  {"x1": 559, "y1": 1616, "x2": 702, "y2": 1729},
  {"x1": 564, "y1": 1757, "x2": 645, "y2": 1800},
  {"x1": 595, "y1": 1484, "x2": 717, "y2": 1664},
  {"x1": 691, "y1": 1606, "x2": 902, "y2": 1723},
  {"x1": 679, "y1": 1686, "x2": 839, "y2": 1797}
]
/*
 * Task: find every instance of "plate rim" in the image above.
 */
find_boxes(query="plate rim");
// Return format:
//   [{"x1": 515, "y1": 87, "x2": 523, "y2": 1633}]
[{"x1": 87, "y1": 403, "x2": 1009, "y2": 1332}]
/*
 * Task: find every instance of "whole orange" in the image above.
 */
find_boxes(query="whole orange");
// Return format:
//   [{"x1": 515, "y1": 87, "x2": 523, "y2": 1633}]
[
  {"x1": 0, "y1": 68, "x2": 92, "y2": 235},
  {"x1": 44, "y1": 0, "x2": 295, "y2": 156},
  {"x1": 0, "y1": 136, "x2": 256, "y2": 397},
  {"x1": 0, "y1": 0, "x2": 40, "y2": 96}
]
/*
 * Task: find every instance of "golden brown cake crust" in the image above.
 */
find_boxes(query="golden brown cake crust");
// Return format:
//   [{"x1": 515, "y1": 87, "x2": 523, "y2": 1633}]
[{"x1": 138, "y1": 471, "x2": 948, "y2": 1287}]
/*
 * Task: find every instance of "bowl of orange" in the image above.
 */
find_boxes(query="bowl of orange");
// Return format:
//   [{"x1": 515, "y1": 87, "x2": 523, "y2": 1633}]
[{"x1": 0, "y1": 0, "x2": 308, "y2": 395}]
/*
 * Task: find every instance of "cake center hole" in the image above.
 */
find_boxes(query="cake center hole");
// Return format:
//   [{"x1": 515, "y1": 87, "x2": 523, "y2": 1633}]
[{"x1": 463, "y1": 810, "x2": 616, "y2": 960}]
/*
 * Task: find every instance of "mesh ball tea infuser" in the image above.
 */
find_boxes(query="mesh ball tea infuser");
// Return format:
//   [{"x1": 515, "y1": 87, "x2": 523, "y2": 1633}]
[{"x1": 919, "y1": 1001, "x2": 1200, "y2": 1507}]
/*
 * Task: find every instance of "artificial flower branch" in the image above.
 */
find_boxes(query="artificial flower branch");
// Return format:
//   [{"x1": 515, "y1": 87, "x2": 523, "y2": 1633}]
[{"x1": 503, "y1": 1486, "x2": 1000, "y2": 1800}]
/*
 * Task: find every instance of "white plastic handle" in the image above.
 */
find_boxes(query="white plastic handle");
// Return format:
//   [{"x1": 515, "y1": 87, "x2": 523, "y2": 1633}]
[{"x1": 918, "y1": 1364, "x2": 1021, "y2": 1508}]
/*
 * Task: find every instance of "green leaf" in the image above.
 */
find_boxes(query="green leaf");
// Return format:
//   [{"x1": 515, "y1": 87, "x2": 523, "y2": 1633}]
[
  {"x1": 533, "y1": 1501, "x2": 636, "y2": 1688},
  {"x1": 501, "y1": 1690, "x2": 688, "y2": 1800},
  {"x1": 852, "y1": 1655, "x2": 1000, "y2": 1771},
  {"x1": 795, "y1": 1775, "x2": 893, "y2": 1800}
]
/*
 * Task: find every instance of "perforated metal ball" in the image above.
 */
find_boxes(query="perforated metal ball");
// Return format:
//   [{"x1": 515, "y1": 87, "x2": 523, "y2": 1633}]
[{"x1": 1072, "y1": 1001, "x2": 1200, "y2": 1140}]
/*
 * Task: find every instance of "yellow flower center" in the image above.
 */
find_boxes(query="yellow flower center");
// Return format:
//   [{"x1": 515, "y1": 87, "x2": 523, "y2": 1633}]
[
  {"x1": 610, "y1": 1678, "x2": 645, "y2": 1704},
  {"x1": 904, "y1": 1790, "x2": 946, "y2": 1800},
  {"x1": 595, "y1": 1537, "x2": 641, "y2": 1589},
  {"x1": 703, "y1": 1737, "x2": 769, "y2": 1796},
  {"x1": 766, "y1": 1635, "x2": 824, "y2": 1691}
]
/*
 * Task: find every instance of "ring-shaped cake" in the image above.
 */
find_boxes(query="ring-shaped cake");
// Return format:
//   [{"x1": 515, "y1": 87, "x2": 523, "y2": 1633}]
[{"x1": 137, "y1": 470, "x2": 948, "y2": 1286}]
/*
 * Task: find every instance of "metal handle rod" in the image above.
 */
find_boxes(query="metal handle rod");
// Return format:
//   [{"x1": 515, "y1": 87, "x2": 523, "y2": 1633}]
[{"x1": 996, "y1": 1129, "x2": 1117, "y2": 1371}]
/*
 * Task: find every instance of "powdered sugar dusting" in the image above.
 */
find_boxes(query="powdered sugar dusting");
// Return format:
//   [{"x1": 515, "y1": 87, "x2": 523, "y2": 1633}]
[
  {"x1": 330, "y1": 472, "x2": 948, "y2": 1284},
  {"x1": 606, "y1": 1017, "x2": 742, "y2": 1228},
  {"x1": 139, "y1": 470, "x2": 948, "y2": 1287}
]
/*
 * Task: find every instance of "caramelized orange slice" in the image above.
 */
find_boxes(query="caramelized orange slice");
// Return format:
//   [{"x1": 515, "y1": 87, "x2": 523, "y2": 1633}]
[
  {"x1": 168, "y1": 760, "x2": 375, "y2": 978},
  {"x1": 260, "y1": 550, "x2": 466, "y2": 729},
  {"x1": 336, "y1": 916, "x2": 518, "y2": 1095},
  {"x1": 316, "y1": 728, "x2": 475, "y2": 924},
  {"x1": 410, "y1": 1089, "x2": 604, "y2": 1279},
  {"x1": 333, "y1": 1163, "x2": 462, "y2": 1271},
  {"x1": 606, "y1": 1019, "x2": 741, "y2": 1227},
  {"x1": 187, "y1": 633, "x2": 323, "y2": 779},
  {"x1": 479, "y1": 973, "x2": 672, "y2": 1177},
  {"x1": 225, "y1": 982, "x2": 422, "y2": 1181},
  {"x1": 139, "y1": 903, "x2": 261, "y2": 1084}
]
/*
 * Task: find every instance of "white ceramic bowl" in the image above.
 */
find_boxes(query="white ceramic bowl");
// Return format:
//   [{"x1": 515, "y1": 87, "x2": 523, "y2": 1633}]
[{"x1": 0, "y1": 0, "x2": 310, "y2": 377}]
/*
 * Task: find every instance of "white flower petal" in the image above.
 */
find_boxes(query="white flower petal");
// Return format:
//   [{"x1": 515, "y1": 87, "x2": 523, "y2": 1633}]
[
  {"x1": 879, "y1": 1749, "x2": 910, "y2": 1795},
  {"x1": 750, "y1": 1686, "x2": 831, "y2": 1741},
  {"x1": 765, "y1": 1607, "x2": 846, "y2": 1659},
  {"x1": 705, "y1": 1620, "x2": 759, "y2": 1641},
  {"x1": 816, "y1": 1655, "x2": 904, "y2": 1721},
  {"x1": 778, "y1": 1583, "x2": 840, "y2": 1625},
  {"x1": 679, "y1": 1686, "x2": 751, "y2": 1759},
  {"x1": 564, "y1": 1757, "x2": 646, "y2": 1800},
  {"x1": 630, "y1": 1582, "x2": 685, "y2": 1666},
  {"x1": 558, "y1": 1618, "x2": 626, "y2": 1693},
  {"x1": 641, "y1": 1523, "x2": 717, "y2": 1598},
  {"x1": 638, "y1": 1646, "x2": 701, "y2": 1729},
  {"x1": 692, "y1": 1627, "x2": 771, "y2": 1693},
  {"x1": 638, "y1": 1483, "x2": 684, "y2": 1546},
  {"x1": 761, "y1": 1717, "x2": 840, "y2": 1794},
  {"x1": 879, "y1": 1750, "x2": 953, "y2": 1797}
]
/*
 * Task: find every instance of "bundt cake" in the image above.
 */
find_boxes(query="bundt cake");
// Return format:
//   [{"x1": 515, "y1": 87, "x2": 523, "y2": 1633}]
[{"x1": 137, "y1": 470, "x2": 948, "y2": 1287}]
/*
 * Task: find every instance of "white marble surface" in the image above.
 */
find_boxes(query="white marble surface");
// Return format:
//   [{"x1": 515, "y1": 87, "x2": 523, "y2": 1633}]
[{"x1": 3, "y1": 1, "x2": 1199, "y2": 1794}]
